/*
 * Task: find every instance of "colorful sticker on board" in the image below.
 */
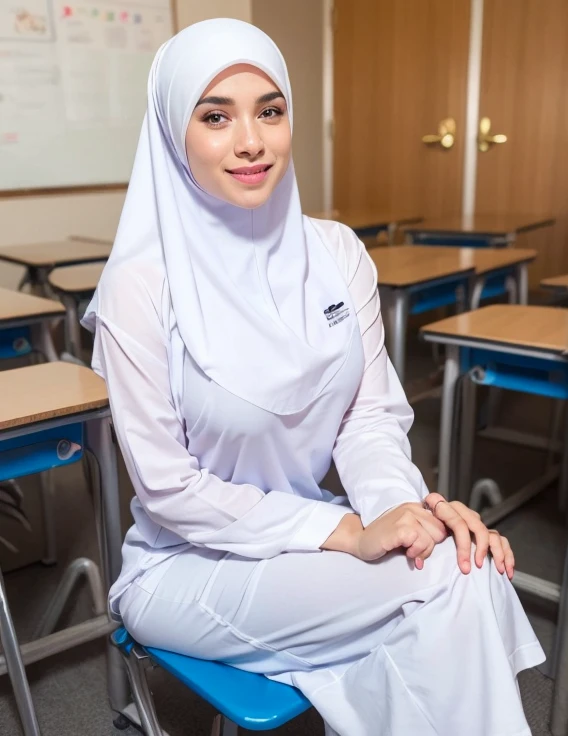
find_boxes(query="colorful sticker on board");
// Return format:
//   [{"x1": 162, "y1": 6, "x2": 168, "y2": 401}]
[
  {"x1": 119, "y1": 11, "x2": 128, "y2": 22},
  {"x1": 62, "y1": 5, "x2": 72, "y2": 17}
]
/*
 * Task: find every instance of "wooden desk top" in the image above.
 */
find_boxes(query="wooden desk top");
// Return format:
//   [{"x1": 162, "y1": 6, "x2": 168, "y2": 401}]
[
  {"x1": 48, "y1": 263, "x2": 105, "y2": 294},
  {"x1": 0, "y1": 362, "x2": 108, "y2": 431},
  {"x1": 0, "y1": 287, "x2": 65, "y2": 322},
  {"x1": 404, "y1": 214, "x2": 555, "y2": 236},
  {"x1": 541, "y1": 274, "x2": 568, "y2": 292},
  {"x1": 367, "y1": 246, "x2": 536, "y2": 287},
  {"x1": 307, "y1": 209, "x2": 423, "y2": 230},
  {"x1": 420, "y1": 305, "x2": 568, "y2": 355},
  {"x1": 0, "y1": 240, "x2": 112, "y2": 268},
  {"x1": 368, "y1": 246, "x2": 473, "y2": 287}
]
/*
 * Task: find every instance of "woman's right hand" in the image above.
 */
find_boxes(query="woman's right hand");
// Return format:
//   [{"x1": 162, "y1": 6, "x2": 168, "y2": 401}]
[{"x1": 355, "y1": 503, "x2": 448, "y2": 568}]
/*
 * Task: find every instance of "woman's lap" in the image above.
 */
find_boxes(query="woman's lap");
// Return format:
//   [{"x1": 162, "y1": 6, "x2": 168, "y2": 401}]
[
  {"x1": 119, "y1": 538, "x2": 545, "y2": 734},
  {"x1": 119, "y1": 537, "x2": 538, "y2": 673}
]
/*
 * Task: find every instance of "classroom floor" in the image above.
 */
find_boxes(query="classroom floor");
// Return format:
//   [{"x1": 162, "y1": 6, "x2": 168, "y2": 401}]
[{"x1": 0, "y1": 339, "x2": 565, "y2": 736}]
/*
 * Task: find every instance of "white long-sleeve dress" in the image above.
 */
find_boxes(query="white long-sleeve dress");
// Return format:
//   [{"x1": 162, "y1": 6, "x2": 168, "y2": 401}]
[{"x1": 93, "y1": 218, "x2": 544, "y2": 736}]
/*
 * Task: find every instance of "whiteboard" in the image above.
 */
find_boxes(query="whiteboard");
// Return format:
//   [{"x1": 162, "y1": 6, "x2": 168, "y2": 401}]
[{"x1": 0, "y1": 0, "x2": 174, "y2": 191}]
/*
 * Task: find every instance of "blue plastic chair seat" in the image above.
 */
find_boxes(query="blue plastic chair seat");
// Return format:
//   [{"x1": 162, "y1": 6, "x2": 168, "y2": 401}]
[{"x1": 112, "y1": 627, "x2": 311, "y2": 731}]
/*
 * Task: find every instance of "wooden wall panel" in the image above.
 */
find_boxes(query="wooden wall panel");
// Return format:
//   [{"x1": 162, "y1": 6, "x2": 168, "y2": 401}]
[
  {"x1": 333, "y1": 0, "x2": 470, "y2": 220},
  {"x1": 476, "y1": 0, "x2": 568, "y2": 283}
]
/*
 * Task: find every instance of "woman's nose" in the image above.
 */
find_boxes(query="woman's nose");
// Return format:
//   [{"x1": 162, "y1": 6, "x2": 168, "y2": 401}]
[{"x1": 234, "y1": 119, "x2": 265, "y2": 159}]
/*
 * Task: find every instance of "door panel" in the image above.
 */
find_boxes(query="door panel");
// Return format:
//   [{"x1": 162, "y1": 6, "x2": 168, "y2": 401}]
[
  {"x1": 476, "y1": 0, "x2": 568, "y2": 283},
  {"x1": 333, "y1": 0, "x2": 470, "y2": 221}
]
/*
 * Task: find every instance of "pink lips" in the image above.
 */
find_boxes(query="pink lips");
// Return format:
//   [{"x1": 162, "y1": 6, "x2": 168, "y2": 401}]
[{"x1": 227, "y1": 163, "x2": 272, "y2": 185}]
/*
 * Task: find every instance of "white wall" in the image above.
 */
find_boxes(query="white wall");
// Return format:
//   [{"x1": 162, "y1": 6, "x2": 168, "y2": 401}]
[
  {"x1": 0, "y1": 0, "x2": 252, "y2": 288},
  {"x1": 252, "y1": 0, "x2": 324, "y2": 212}
]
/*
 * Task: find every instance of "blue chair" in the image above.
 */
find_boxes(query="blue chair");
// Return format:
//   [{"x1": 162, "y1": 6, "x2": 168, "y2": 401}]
[{"x1": 112, "y1": 627, "x2": 311, "y2": 735}]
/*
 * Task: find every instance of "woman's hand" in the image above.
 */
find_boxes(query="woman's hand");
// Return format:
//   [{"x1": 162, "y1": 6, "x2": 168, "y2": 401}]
[
  {"x1": 353, "y1": 502, "x2": 448, "y2": 568},
  {"x1": 423, "y1": 492, "x2": 515, "y2": 579}
]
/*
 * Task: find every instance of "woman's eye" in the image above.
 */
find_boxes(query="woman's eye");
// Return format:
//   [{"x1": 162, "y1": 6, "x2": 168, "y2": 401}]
[
  {"x1": 203, "y1": 112, "x2": 227, "y2": 127},
  {"x1": 260, "y1": 107, "x2": 283, "y2": 120}
]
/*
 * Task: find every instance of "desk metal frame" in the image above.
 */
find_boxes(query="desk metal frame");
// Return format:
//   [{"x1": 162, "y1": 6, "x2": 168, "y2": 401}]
[
  {"x1": 422, "y1": 331, "x2": 568, "y2": 735},
  {"x1": 379, "y1": 258, "x2": 530, "y2": 386},
  {"x1": 0, "y1": 408, "x2": 128, "y2": 735}
]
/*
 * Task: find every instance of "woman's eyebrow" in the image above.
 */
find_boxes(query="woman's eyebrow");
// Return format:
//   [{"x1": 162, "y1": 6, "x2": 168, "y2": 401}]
[
  {"x1": 256, "y1": 91, "x2": 285, "y2": 104},
  {"x1": 195, "y1": 91, "x2": 285, "y2": 107},
  {"x1": 196, "y1": 95, "x2": 233, "y2": 107}
]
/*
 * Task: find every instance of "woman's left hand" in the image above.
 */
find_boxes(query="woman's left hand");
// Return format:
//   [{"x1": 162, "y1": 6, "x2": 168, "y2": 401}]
[{"x1": 423, "y1": 492, "x2": 515, "y2": 580}]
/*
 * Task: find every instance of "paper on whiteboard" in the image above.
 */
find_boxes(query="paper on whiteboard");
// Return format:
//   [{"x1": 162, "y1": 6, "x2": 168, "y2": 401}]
[{"x1": 0, "y1": 0, "x2": 173, "y2": 189}]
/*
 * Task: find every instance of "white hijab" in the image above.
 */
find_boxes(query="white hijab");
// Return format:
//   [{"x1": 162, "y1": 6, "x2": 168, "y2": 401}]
[{"x1": 83, "y1": 18, "x2": 355, "y2": 415}]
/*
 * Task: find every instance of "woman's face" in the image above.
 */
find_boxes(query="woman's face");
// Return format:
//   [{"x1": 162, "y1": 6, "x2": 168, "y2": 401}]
[{"x1": 185, "y1": 63, "x2": 291, "y2": 209}]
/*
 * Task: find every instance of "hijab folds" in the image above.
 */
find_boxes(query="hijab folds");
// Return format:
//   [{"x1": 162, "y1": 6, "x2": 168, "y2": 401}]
[{"x1": 83, "y1": 18, "x2": 356, "y2": 415}]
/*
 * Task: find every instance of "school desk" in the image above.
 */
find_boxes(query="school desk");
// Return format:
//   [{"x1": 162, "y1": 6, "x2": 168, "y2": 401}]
[
  {"x1": 367, "y1": 246, "x2": 537, "y2": 384},
  {"x1": 0, "y1": 362, "x2": 126, "y2": 735},
  {"x1": 403, "y1": 213, "x2": 554, "y2": 247},
  {"x1": 420, "y1": 303, "x2": 568, "y2": 735},
  {"x1": 0, "y1": 240, "x2": 111, "y2": 298},
  {"x1": 0, "y1": 287, "x2": 65, "y2": 363},
  {"x1": 48, "y1": 263, "x2": 104, "y2": 359}
]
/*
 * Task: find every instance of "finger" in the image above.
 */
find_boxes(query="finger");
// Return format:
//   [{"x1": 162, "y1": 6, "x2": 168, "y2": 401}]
[
  {"x1": 487, "y1": 531, "x2": 506, "y2": 574},
  {"x1": 444, "y1": 502, "x2": 490, "y2": 568},
  {"x1": 470, "y1": 520, "x2": 490, "y2": 568},
  {"x1": 501, "y1": 535, "x2": 515, "y2": 580},
  {"x1": 413, "y1": 538, "x2": 436, "y2": 570},
  {"x1": 433, "y1": 502, "x2": 472, "y2": 573},
  {"x1": 417, "y1": 514, "x2": 449, "y2": 544},
  {"x1": 411, "y1": 505, "x2": 448, "y2": 539},
  {"x1": 407, "y1": 532, "x2": 436, "y2": 570}
]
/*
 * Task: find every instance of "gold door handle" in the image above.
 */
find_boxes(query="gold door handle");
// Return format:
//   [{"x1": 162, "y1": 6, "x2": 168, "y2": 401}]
[
  {"x1": 478, "y1": 117, "x2": 507, "y2": 152},
  {"x1": 421, "y1": 118, "x2": 456, "y2": 149}
]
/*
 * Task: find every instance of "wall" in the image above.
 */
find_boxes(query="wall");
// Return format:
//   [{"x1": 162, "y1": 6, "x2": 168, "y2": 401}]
[
  {"x1": 0, "y1": 0, "x2": 252, "y2": 288},
  {"x1": 251, "y1": 0, "x2": 324, "y2": 212}
]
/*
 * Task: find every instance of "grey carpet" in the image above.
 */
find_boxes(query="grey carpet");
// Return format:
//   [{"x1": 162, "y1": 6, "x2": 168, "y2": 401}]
[{"x1": 0, "y1": 338, "x2": 565, "y2": 735}]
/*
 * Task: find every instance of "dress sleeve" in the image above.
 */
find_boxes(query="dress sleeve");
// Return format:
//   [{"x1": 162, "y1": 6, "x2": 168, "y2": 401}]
[
  {"x1": 91, "y1": 267, "x2": 350, "y2": 560},
  {"x1": 332, "y1": 232, "x2": 429, "y2": 527}
]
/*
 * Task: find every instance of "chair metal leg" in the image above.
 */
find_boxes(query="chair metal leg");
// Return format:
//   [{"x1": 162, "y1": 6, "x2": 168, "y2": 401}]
[
  {"x1": 33, "y1": 557, "x2": 106, "y2": 639},
  {"x1": 0, "y1": 569, "x2": 41, "y2": 736},
  {"x1": 120, "y1": 647, "x2": 163, "y2": 736},
  {"x1": 550, "y1": 540, "x2": 568, "y2": 735},
  {"x1": 220, "y1": 716, "x2": 239, "y2": 736}
]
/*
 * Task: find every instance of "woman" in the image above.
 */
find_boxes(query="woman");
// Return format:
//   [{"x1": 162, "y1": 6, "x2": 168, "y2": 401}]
[{"x1": 83, "y1": 18, "x2": 545, "y2": 736}]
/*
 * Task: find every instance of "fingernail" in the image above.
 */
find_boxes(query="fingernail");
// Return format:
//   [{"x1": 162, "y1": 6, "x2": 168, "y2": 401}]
[{"x1": 462, "y1": 560, "x2": 470, "y2": 573}]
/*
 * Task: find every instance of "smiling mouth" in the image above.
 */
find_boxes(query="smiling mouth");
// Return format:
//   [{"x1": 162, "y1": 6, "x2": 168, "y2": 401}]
[
  {"x1": 226, "y1": 164, "x2": 273, "y2": 175},
  {"x1": 226, "y1": 164, "x2": 273, "y2": 186}
]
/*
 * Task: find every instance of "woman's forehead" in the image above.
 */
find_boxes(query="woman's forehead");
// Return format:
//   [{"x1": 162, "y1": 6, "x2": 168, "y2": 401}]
[{"x1": 201, "y1": 63, "x2": 280, "y2": 98}]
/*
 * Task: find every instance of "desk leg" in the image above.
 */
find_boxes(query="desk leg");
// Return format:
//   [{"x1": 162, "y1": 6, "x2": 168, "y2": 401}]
[
  {"x1": 516, "y1": 263, "x2": 529, "y2": 305},
  {"x1": 61, "y1": 295, "x2": 82, "y2": 359},
  {"x1": 388, "y1": 290, "x2": 408, "y2": 385},
  {"x1": 30, "y1": 323, "x2": 59, "y2": 363},
  {"x1": 471, "y1": 276, "x2": 485, "y2": 310},
  {"x1": 457, "y1": 376, "x2": 476, "y2": 504},
  {"x1": 438, "y1": 345, "x2": 460, "y2": 497},
  {"x1": 0, "y1": 570, "x2": 41, "y2": 736},
  {"x1": 85, "y1": 417, "x2": 130, "y2": 714}
]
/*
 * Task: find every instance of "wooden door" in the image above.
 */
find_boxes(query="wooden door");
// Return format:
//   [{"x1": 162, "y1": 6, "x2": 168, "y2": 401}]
[
  {"x1": 333, "y1": 0, "x2": 470, "y2": 222},
  {"x1": 476, "y1": 0, "x2": 568, "y2": 284}
]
